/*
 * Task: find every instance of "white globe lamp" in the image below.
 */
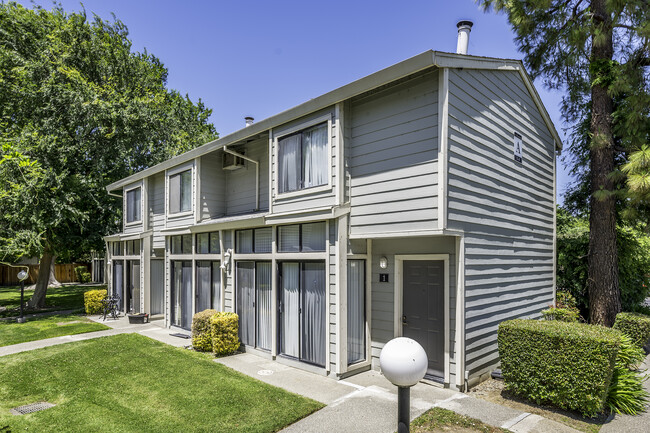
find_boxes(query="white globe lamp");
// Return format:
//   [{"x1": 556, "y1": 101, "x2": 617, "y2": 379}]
[{"x1": 380, "y1": 337, "x2": 428, "y2": 433}]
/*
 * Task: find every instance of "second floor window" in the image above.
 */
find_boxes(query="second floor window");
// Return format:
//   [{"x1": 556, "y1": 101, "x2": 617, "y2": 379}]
[
  {"x1": 126, "y1": 187, "x2": 141, "y2": 223},
  {"x1": 278, "y1": 123, "x2": 328, "y2": 194},
  {"x1": 169, "y1": 169, "x2": 192, "y2": 214}
]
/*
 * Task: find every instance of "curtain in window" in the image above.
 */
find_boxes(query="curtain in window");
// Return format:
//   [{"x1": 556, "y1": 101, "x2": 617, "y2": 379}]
[
  {"x1": 278, "y1": 134, "x2": 301, "y2": 193},
  {"x1": 236, "y1": 230, "x2": 253, "y2": 253},
  {"x1": 256, "y1": 262, "x2": 272, "y2": 351},
  {"x1": 302, "y1": 222, "x2": 326, "y2": 252},
  {"x1": 131, "y1": 261, "x2": 141, "y2": 314},
  {"x1": 196, "y1": 261, "x2": 212, "y2": 312},
  {"x1": 172, "y1": 261, "x2": 183, "y2": 327},
  {"x1": 211, "y1": 262, "x2": 221, "y2": 311},
  {"x1": 197, "y1": 233, "x2": 209, "y2": 254},
  {"x1": 254, "y1": 228, "x2": 272, "y2": 253},
  {"x1": 303, "y1": 124, "x2": 328, "y2": 189},
  {"x1": 281, "y1": 263, "x2": 300, "y2": 358},
  {"x1": 301, "y1": 262, "x2": 326, "y2": 366},
  {"x1": 180, "y1": 170, "x2": 192, "y2": 212},
  {"x1": 113, "y1": 260, "x2": 123, "y2": 305},
  {"x1": 278, "y1": 225, "x2": 300, "y2": 252},
  {"x1": 181, "y1": 261, "x2": 192, "y2": 329},
  {"x1": 169, "y1": 174, "x2": 181, "y2": 214},
  {"x1": 236, "y1": 262, "x2": 255, "y2": 346},
  {"x1": 347, "y1": 260, "x2": 365, "y2": 365},
  {"x1": 127, "y1": 188, "x2": 141, "y2": 222}
]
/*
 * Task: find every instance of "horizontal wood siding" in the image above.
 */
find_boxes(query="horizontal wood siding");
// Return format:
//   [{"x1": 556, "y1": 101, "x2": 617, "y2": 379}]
[
  {"x1": 349, "y1": 70, "x2": 439, "y2": 236},
  {"x1": 446, "y1": 69, "x2": 555, "y2": 378},
  {"x1": 149, "y1": 173, "x2": 165, "y2": 249},
  {"x1": 271, "y1": 107, "x2": 337, "y2": 214},
  {"x1": 200, "y1": 153, "x2": 225, "y2": 219},
  {"x1": 369, "y1": 236, "x2": 457, "y2": 386},
  {"x1": 225, "y1": 137, "x2": 269, "y2": 215}
]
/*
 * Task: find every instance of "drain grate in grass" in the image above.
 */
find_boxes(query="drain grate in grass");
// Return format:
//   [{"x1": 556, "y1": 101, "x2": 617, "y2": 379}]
[{"x1": 10, "y1": 402, "x2": 55, "y2": 415}]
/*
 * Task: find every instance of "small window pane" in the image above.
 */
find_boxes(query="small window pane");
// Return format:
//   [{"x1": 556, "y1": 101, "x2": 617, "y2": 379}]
[
  {"x1": 182, "y1": 235, "x2": 192, "y2": 253},
  {"x1": 169, "y1": 174, "x2": 181, "y2": 214},
  {"x1": 236, "y1": 230, "x2": 253, "y2": 253},
  {"x1": 278, "y1": 225, "x2": 300, "y2": 252},
  {"x1": 254, "y1": 228, "x2": 272, "y2": 253},
  {"x1": 302, "y1": 222, "x2": 326, "y2": 252},
  {"x1": 197, "y1": 233, "x2": 209, "y2": 254},
  {"x1": 278, "y1": 134, "x2": 301, "y2": 193},
  {"x1": 134, "y1": 239, "x2": 140, "y2": 255},
  {"x1": 126, "y1": 241, "x2": 133, "y2": 256},
  {"x1": 209, "y1": 232, "x2": 220, "y2": 254},
  {"x1": 171, "y1": 236, "x2": 181, "y2": 254}
]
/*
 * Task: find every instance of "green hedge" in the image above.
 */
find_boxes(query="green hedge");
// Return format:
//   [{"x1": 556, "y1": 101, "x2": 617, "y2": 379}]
[
  {"x1": 541, "y1": 307, "x2": 579, "y2": 323},
  {"x1": 498, "y1": 319, "x2": 621, "y2": 416},
  {"x1": 84, "y1": 289, "x2": 107, "y2": 314},
  {"x1": 192, "y1": 309, "x2": 218, "y2": 352},
  {"x1": 210, "y1": 312, "x2": 240, "y2": 356},
  {"x1": 613, "y1": 312, "x2": 650, "y2": 348}
]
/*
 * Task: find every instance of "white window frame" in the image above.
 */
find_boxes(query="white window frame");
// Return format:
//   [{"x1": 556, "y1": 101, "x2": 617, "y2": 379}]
[
  {"x1": 124, "y1": 182, "x2": 143, "y2": 227},
  {"x1": 273, "y1": 114, "x2": 333, "y2": 200},
  {"x1": 166, "y1": 162, "x2": 194, "y2": 218}
]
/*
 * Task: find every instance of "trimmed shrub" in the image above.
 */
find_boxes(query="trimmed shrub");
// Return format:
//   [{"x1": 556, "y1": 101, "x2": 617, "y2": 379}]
[
  {"x1": 79, "y1": 272, "x2": 91, "y2": 283},
  {"x1": 606, "y1": 334, "x2": 649, "y2": 415},
  {"x1": 211, "y1": 312, "x2": 240, "y2": 356},
  {"x1": 84, "y1": 289, "x2": 107, "y2": 314},
  {"x1": 541, "y1": 307, "x2": 579, "y2": 322},
  {"x1": 192, "y1": 309, "x2": 218, "y2": 352},
  {"x1": 613, "y1": 312, "x2": 650, "y2": 349},
  {"x1": 498, "y1": 319, "x2": 621, "y2": 416},
  {"x1": 74, "y1": 265, "x2": 88, "y2": 282}
]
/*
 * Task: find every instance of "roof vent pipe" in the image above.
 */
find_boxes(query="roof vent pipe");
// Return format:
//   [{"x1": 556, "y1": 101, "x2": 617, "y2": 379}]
[
  {"x1": 456, "y1": 21, "x2": 473, "y2": 55},
  {"x1": 245, "y1": 116, "x2": 254, "y2": 127}
]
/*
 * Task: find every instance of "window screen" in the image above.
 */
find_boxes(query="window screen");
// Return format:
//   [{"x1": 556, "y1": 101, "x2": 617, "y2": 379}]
[
  {"x1": 278, "y1": 225, "x2": 300, "y2": 252},
  {"x1": 302, "y1": 222, "x2": 326, "y2": 252},
  {"x1": 236, "y1": 230, "x2": 253, "y2": 253},
  {"x1": 254, "y1": 228, "x2": 272, "y2": 253}
]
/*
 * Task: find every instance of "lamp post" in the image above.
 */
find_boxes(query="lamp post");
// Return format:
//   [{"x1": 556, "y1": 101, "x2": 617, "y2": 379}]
[
  {"x1": 16, "y1": 269, "x2": 29, "y2": 324},
  {"x1": 380, "y1": 337, "x2": 428, "y2": 433}
]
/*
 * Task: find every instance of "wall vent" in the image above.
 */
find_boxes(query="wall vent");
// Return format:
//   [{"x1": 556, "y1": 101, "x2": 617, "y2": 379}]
[{"x1": 223, "y1": 151, "x2": 245, "y2": 170}]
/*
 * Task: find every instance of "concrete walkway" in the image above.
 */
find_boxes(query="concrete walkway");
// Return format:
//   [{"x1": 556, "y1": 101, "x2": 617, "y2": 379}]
[
  {"x1": 0, "y1": 314, "x2": 189, "y2": 357},
  {"x1": 216, "y1": 353, "x2": 581, "y2": 433},
  {"x1": 2, "y1": 315, "x2": 647, "y2": 432}
]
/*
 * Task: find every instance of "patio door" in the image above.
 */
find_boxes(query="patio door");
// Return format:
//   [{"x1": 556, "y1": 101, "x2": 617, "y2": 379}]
[
  {"x1": 196, "y1": 261, "x2": 221, "y2": 313},
  {"x1": 150, "y1": 259, "x2": 164, "y2": 315},
  {"x1": 171, "y1": 260, "x2": 192, "y2": 330},
  {"x1": 126, "y1": 260, "x2": 140, "y2": 313},
  {"x1": 236, "y1": 261, "x2": 271, "y2": 351},
  {"x1": 278, "y1": 262, "x2": 326, "y2": 367},
  {"x1": 113, "y1": 260, "x2": 124, "y2": 305}
]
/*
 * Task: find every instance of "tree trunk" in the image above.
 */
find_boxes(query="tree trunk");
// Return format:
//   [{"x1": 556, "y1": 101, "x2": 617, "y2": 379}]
[
  {"x1": 28, "y1": 247, "x2": 54, "y2": 308},
  {"x1": 47, "y1": 255, "x2": 62, "y2": 287},
  {"x1": 588, "y1": 0, "x2": 620, "y2": 326}
]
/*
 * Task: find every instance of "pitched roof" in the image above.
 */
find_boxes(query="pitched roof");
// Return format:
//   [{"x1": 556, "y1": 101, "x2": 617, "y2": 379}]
[{"x1": 107, "y1": 50, "x2": 561, "y2": 192}]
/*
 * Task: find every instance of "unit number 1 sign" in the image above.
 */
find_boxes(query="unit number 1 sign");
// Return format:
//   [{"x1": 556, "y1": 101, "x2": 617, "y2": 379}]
[{"x1": 514, "y1": 132, "x2": 523, "y2": 163}]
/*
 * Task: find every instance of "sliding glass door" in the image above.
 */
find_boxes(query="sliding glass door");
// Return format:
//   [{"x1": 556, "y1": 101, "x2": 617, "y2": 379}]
[
  {"x1": 279, "y1": 262, "x2": 326, "y2": 367},
  {"x1": 347, "y1": 260, "x2": 366, "y2": 365},
  {"x1": 236, "y1": 261, "x2": 272, "y2": 351},
  {"x1": 196, "y1": 261, "x2": 221, "y2": 313},
  {"x1": 171, "y1": 261, "x2": 192, "y2": 329},
  {"x1": 113, "y1": 260, "x2": 124, "y2": 304},
  {"x1": 126, "y1": 260, "x2": 140, "y2": 313}
]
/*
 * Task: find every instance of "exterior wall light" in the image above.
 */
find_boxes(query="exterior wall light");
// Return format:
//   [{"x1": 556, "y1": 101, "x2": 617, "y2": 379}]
[
  {"x1": 380, "y1": 337, "x2": 428, "y2": 433},
  {"x1": 221, "y1": 249, "x2": 233, "y2": 272},
  {"x1": 379, "y1": 256, "x2": 388, "y2": 269}
]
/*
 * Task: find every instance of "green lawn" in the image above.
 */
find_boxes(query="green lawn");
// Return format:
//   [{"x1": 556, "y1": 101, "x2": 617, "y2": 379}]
[
  {"x1": 0, "y1": 334, "x2": 323, "y2": 432},
  {"x1": 0, "y1": 315, "x2": 109, "y2": 347},
  {"x1": 0, "y1": 284, "x2": 103, "y2": 317},
  {"x1": 411, "y1": 407, "x2": 512, "y2": 433}
]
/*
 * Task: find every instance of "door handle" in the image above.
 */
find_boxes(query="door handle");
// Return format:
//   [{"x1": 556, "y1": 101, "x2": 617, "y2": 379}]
[{"x1": 402, "y1": 315, "x2": 408, "y2": 326}]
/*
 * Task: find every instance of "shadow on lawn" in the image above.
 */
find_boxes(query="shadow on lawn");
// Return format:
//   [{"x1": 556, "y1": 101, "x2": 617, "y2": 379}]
[{"x1": 0, "y1": 284, "x2": 105, "y2": 318}]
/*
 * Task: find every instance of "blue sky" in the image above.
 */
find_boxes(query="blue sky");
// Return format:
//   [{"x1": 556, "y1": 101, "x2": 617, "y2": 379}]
[{"x1": 18, "y1": 0, "x2": 573, "y2": 200}]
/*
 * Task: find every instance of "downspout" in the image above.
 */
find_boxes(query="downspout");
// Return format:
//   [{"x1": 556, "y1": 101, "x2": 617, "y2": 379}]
[{"x1": 223, "y1": 145, "x2": 259, "y2": 211}]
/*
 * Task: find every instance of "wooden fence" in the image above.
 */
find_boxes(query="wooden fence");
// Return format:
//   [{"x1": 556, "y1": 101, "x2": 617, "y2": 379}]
[{"x1": 0, "y1": 263, "x2": 89, "y2": 286}]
